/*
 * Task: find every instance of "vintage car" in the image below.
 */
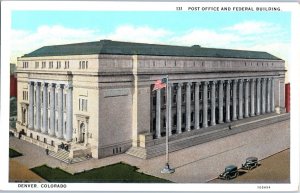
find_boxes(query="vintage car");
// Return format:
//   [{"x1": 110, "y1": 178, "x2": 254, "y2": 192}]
[
  {"x1": 241, "y1": 157, "x2": 259, "y2": 170},
  {"x1": 219, "y1": 165, "x2": 239, "y2": 180}
]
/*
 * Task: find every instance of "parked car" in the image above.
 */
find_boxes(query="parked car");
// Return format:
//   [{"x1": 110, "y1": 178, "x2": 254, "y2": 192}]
[
  {"x1": 219, "y1": 165, "x2": 239, "y2": 180},
  {"x1": 241, "y1": 157, "x2": 259, "y2": 170}
]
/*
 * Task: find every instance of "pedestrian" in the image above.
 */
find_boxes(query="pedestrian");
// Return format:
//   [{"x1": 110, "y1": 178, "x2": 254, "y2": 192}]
[{"x1": 45, "y1": 148, "x2": 49, "y2": 155}]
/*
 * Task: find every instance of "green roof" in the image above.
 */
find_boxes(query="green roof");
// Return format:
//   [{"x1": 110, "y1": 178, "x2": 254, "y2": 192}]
[{"x1": 22, "y1": 40, "x2": 282, "y2": 60}]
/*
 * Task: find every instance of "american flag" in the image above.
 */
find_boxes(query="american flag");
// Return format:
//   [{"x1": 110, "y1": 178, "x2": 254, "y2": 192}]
[{"x1": 152, "y1": 77, "x2": 167, "y2": 91}]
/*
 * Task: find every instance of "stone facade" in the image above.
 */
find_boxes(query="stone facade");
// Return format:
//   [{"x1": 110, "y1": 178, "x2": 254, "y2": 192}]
[{"x1": 16, "y1": 41, "x2": 287, "y2": 159}]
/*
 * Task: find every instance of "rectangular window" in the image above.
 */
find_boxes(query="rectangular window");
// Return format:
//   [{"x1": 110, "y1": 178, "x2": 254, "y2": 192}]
[
  {"x1": 64, "y1": 94, "x2": 66, "y2": 109},
  {"x1": 48, "y1": 92, "x2": 50, "y2": 105},
  {"x1": 55, "y1": 93, "x2": 58, "y2": 109},
  {"x1": 23, "y1": 62, "x2": 29, "y2": 68},
  {"x1": 79, "y1": 98, "x2": 88, "y2": 111},
  {"x1": 65, "y1": 61, "x2": 69, "y2": 69},
  {"x1": 82, "y1": 61, "x2": 85, "y2": 69},
  {"x1": 84, "y1": 99, "x2": 88, "y2": 111}
]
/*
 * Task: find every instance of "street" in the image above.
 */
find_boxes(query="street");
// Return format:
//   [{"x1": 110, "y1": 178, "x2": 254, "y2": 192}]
[{"x1": 208, "y1": 149, "x2": 290, "y2": 183}]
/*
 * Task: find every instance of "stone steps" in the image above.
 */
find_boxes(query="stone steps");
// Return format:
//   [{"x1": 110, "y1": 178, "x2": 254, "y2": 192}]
[
  {"x1": 49, "y1": 149, "x2": 90, "y2": 164},
  {"x1": 126, "y1": 113, "x2": 290, "y2": 159},
  {"x1": 49, "y1": 149, "x2": 70, "y2": 163},
  {"x1": 126, "y1": 147, "x2": 147, "y2": 159}
]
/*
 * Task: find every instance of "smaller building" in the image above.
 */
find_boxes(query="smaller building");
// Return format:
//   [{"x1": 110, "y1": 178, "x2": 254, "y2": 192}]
[
  {"x1": 10, "y1": 63, "x2": 17, "y2": 98},
  {"x1": 285, "y1": 83, "x2": 290, "y2": 113}
]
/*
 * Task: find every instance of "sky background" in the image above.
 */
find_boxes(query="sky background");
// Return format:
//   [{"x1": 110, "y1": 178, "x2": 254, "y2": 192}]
[{"x1": 11, "y1": 11, "x2": 291, "y2": 64}]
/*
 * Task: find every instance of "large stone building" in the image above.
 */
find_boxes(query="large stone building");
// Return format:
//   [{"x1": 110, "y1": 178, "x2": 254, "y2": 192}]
[{"x1": 16, "y1": 40, "x2": 289, "y2": 160}]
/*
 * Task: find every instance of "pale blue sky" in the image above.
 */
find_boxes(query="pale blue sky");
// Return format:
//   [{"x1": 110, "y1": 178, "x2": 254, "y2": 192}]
[
  {"x1": 12, "y1": 11, "x2": 290, "y2": 35},
  {"x1": 11, "y1": 11, "x2": 291, "y2": 63}
]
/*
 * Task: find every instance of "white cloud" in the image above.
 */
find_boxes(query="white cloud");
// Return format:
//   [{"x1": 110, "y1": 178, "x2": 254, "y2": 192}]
[
  {"x1": 223, "y1": 21, "x2": 281, "y2": 35},
  {"x1": 107, "y1": 25, "x2": 172, "y2": 43},
  {"x1": 170, "y1": 29, "x2": 241, "y2": 48},
  {"x1": 11, "y1": 25, "x2": 101, "y2": 63}
]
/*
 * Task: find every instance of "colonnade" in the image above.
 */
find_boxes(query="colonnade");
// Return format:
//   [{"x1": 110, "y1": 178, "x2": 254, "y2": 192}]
[
  {"x1": 152, "y1": 77, "x2": 275, "y2": 138},
  {"x1": 27, "y1": 81, "x2": 73, "y2": 142}
]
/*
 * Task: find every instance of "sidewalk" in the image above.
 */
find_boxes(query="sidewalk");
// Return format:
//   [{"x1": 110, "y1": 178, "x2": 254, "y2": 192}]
[{"x1": 9, "y1": 120, "x2": 289, "y2": 183}]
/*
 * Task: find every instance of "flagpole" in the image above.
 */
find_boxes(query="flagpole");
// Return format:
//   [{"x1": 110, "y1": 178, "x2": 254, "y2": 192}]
[
  {"x1": 161, "y1": 75, "x2": 175, "y2": 174},
  {"x1": 166, "y1": 75, "x2": 169, "y2": 164}
]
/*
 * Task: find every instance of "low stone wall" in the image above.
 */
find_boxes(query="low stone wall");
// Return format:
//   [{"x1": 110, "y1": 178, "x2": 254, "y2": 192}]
[
  {"x1": 21, "y1": 135, "x2": 56, "y2": 152},
  {"x1": 69, "y1": 147, "x2": 91, "y2": 158},
  {"x1": 129, "y1": 113, "x2": 290, "y2": 159}
]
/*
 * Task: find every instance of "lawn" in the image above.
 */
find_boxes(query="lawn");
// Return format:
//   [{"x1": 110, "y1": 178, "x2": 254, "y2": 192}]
[
  {"x1": 9, "y1": 148, "x2": 23, "y2": 158},
  {"x1": 31, "y1": 162, "x2": 171, "y2": 183}
]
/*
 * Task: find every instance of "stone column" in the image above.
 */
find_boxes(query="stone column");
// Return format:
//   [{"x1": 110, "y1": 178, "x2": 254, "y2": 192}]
[
  {"x1": 66, "y1": 84, "x2": 73, "y2": 142},
  {"x1": 35, "y1": 82, "x2": 41, "y2": 131},
  {"x1": 168, "y1": 83, "x2": 173, "y2": 136},
  {"x1": 185, "y1": 82, "x2": 191, "y2": 131},
  {"x1": 256, "y1": 78, "x2": 261, "y2": 115},
  {"x1": 41, "y1": 83, "x2": 48, "y2": 134},
  {"x1": 49, "y1": 83, "x2": 55, "y2": 136},
  {"x1": 218, "y1": 80, "x2": 224, "y2": 124},
  {"x1": 194, "y1": 82, "x2": 200, "y2": 129},
  {"x1": 244, "y1": 79, "x2": 249, "y2": 118},
  {"x1": 211, "y1": 81, "x2": 216, "y2": 126},
  {"x1": 267, "y1": 78, "x2": 271, "y2": 113},
  {"x1": 203, "y1": 81, "x2": 208, "y2": 128},
  {"x1": 232, "y1": 80, "x2": 238, "y2": 121},
  {"x1": 250, "y1": 79, "x2": 256, "y2": 117},
  {"x1": 177, "y1": 83, "x2": 182, "y2": 134},
  {"x1": 225, "y1": 80, "x2": 231, "y2": 122},
  {"x1": 261, "y1": 78, "x2": 266, "y2": 114},
  {"x1": 155, "y1": 89, "x2": 161, "y2": 138},
  {"x1": 57, "y1": 84, "x2": 63, "y2": 139},
  {"x1": 238, "y1": 79, "x2": 244, "y2": 119},
  {"x1": 28, "y1": 82, "x2": 34, "y2": 129},
  {"x1": 271, "y1": 78, "x2": 275, "y2": 112}
]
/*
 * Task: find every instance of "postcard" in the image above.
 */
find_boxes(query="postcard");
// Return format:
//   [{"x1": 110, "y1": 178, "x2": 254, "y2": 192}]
[{"x1": 1, "y1": 1, "x2": 299, "y2": 192}]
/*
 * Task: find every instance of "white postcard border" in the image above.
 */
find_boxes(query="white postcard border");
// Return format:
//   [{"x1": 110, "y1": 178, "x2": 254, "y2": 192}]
[{"x1": 1, "y1": 1, "x2": 299, "y2": 191}]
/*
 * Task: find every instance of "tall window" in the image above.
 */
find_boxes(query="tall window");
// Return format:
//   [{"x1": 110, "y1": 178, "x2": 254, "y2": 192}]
[
  {"x1": 49, "y1": 61, "x2": 53, "y2": 69},
  {"x1": 48, "y1": 92, "x2": 51, "y2": 105},
  {"x1": 64, "y1": 61, "x2": 69, "y2": 69},
  {"x1": 22, "y1": 91, "x2": 28, "y2": 101},
  {"x1": 64, "y1": 94, "x2": 66, "y2": 109},
  {"x1": 56, "y1": 61, "x2": 61, "y2": 69},
  {"x1": 79, "y1": 98, "x2": 88, "y2": 111},
  {"x1": 42, "y1": 61, "x2": 46, "y2": 68},
  {"x1": 55, "y1": 93, "x2": 58, "y2": 109}
]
